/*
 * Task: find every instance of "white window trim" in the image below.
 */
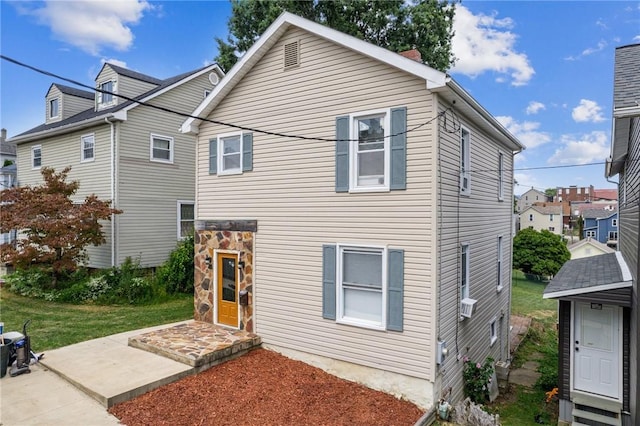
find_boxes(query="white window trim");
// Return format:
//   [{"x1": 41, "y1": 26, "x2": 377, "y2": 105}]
[
  {"x1": 586, "y1": 230, "x2": 596, "y2": 238},
  {"x1": 497, "y1": 152, "x2": 504, "y2": 201},
  {"x1": 80, "y1": 133, "x2": 95, "y2": 163},
  {"x1": 217, "y1": 131, "x2": 244, "y2": 175},
  {"x1": 97, "y1": 80, "x2": 117, "y2": 109},
  {"x1": 612, "y1": 219, "x2": 617, "y2": 227},
  {"x1": 177, "y1": 200, "x2": 195, "y2": 240},
  {"x1": 489, "y1": 317, "x2": 498, "y2": 346},
  {"x1": 348, "y1": 108, "x2": 391, "y2": 193},
  {"x1": 609, "y1": 231, "x2": 618, "y2": 240},
  {"x1": 49, "y1": 97, "x2": 60, "y2": 119},
  {"x1": 204, "y1": 89, "x2": 211, "y2": 99},
  {"x1": 149, "y1": 134, "x2": 174, "y2": 164},
  {"x1": 460, "y1": 126, "x2": 471, "y2": 196},
  {"x1": 497, "y1": 236, "x2": 503, "y2": 292},
  {"x1": 31, "y1": 145, "x2": 42, "y2": 170},
  {"x1": 336, "y1": 243, "x2": 387, "y2": 331},
  {"x1": 461, "y1": 243, "x2": 470, "y2": 300}
]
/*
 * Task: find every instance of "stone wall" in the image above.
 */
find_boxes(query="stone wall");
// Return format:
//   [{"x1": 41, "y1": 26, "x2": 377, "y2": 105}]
[{"x1": 194, "y1": 228, "x2": 255, "y2": 332}]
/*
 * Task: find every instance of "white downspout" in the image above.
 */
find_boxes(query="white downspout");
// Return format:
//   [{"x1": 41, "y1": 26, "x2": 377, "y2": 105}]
[{"x1": 105, "y1": 117, "x2": 116, "y2": 267}]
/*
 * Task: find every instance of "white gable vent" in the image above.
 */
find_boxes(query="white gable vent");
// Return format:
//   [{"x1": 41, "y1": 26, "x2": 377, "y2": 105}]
[
  {"x1": 460, "y1": 298, "x2": 477, "y2": 319},
  {"x1": 284, "y1": 40, "x2": 300, "y2": 69},
  {"x1": 208, "y1": 72, "x2": 219, "y2": 86}
]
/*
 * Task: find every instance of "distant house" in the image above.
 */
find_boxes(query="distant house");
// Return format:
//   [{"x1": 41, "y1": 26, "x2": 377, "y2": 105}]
[
  {"x1": 582, "y1": 209, "x2": 618, "y2": 246},
  {"x1": 593, "y1": 188, "x2": 618, "y2": 201},
  {"x1": 9, "y1": 63, "x2": 224, "y2": 268},
  {"x1": 545, "y1": 42, "x2": 640, "y2": 426},
  {"x1": 0, "y1": 128, "x2": 17, "y2": 248},
  {"x1": 181, "y1": 12, "x2": 524, "y2": 410},
  {"x1": 516, "y1": 187, "x2": 547, "y2": 212},
  {"x1": 567, "y1": 237, "x2": 615, "y2": 259},
  {"x1": 519, "y1": 204, "x2": 563, "y2": 235},
  {"x1": 554, "y1": 185, "x2": 594, "y2": 203}
]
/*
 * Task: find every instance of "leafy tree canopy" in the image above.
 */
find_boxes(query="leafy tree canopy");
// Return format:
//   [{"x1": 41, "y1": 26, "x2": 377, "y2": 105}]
[
  {"x1": 513, "y1": 228, "x2": 570, "y2": 277},
  {"x1": 0, "y1": 167, "x2": 121, "y2": 284},
  {"x1": 215, "y1": 0, "x2": 456, "y2": 73},
  {"x1": 544, "y1": 188, "x2": 556, "y2": 198}
]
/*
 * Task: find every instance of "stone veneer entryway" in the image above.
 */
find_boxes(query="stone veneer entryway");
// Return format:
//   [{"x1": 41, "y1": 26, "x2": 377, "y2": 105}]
[{"x1": 193, "y1": 220, "x2": 257, "y2": 332}]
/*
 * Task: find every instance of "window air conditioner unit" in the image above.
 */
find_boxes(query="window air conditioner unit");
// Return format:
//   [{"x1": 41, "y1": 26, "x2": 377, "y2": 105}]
[{"x1": 460, "y1": 298, "x2": 477, "y2": 319}]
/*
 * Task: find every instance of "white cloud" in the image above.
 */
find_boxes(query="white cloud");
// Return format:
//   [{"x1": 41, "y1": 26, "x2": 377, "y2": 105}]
[
  {"x1": 525, "y1": 101, "x2": 545, "y2": 115},
  {"x1": 565, "y1": 40, "x2": 607, "y2": 61},
  {"x1": 24, "y1": 0, "x2": 152, "y2": 55},
  {"x1": 595, "y1": 19, "x2": 607, "y2": 29},
  {"x1": 101, "y1": 58, "x2": 127, "y2": 68},
  {"x1": 634, "y1": 35, "x2": 640, "y2": 42},
  {"x1": 547, "y1": 131, "x2": 610, "y2": 165},
  {"x1": 572, "y1": 99, "x2": 606, "y2": 123},
  {"x1": 451, "y1": 5, "x2": 534, "y2": 86},
  {"x1": 496, "y1": 116, "x2": 551, "y2": 149}
]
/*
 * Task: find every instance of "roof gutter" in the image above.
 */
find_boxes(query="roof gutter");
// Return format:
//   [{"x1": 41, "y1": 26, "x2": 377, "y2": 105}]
[{"x1": 8, "y1": 110, "x2": 127, "y2": 145}]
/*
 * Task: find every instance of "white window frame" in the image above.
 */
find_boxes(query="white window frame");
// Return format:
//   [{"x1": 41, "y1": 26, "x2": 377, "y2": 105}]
[
  {"x1": 586, "y1": 230, "x2": 596, "y2": 238},
  {"x1": 217, "y1": 131, "x2": 244, "y2": 175},
  {"x1": 336, "y1": 243, "x2": 387, "y2": 330},
  {"x1": 49, "y1": 98, "x2": 59, "y2": 119},
  {"x1": 177, "y1": 201, "x2": 195, "y2": 240},
  {"x1": 461, "y1": 244, "x2": 470, "y2": 301},
  {"x1": 549, "y1": 214, "x2": 554, "y2": 221},
  {"x1": 204, "y1": 89, "x2": 211, "y2": 98},
  {"x1": 497, "y1": 236, "x2": 503, "y2": 292},
  {"x1": 349, "y1": 108, "x2": 391, "y2": 193},
  {"x1": 489, "y1": 317, "x2": 498, "y2": 346},
  {"x1": 549, "y1": 227, "x2": 555, "y2": 232},
  {"x1": 529, "y1": 214, "x2": 534, "y2": 222},
  {"x1": 460, "y1": 127, "x2": 471, "y2": 195},
  {"x1": 612, "y1": 218, "x2": 617, "y2": 227},
  {"x1": 31, "y1": 145, "x2": 42, "y2": 169},
  {"x1": 497, "y1": 152, "x2": 504, "y2": 201},
  {"x1": 608, "y1": 231, "x2": 618, "y2": 240},
  {"x1": 80, "y1": 133, "x2": 95, "y2": 162},
  {"x1": 97, "y1": 80, "x2": 116, "y2": 108},
  {"x1": 150, "y1": 134, "x2": 174, "y2": 164}
]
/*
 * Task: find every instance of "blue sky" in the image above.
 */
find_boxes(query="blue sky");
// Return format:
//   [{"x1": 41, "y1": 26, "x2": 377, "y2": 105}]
[{"x1": 1, "y1": 1, "x2": 638, "y2": 195}]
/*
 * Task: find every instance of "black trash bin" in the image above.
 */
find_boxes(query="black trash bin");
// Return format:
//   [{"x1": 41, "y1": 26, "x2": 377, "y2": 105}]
[{"x1": 1, "y1": 338, "x2": 14, "y2": 378}]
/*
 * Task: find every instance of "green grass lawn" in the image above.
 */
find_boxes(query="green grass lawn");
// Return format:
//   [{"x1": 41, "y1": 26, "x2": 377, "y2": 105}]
[
  {"x1": 512, "y1": 270, "x2": 558, "y2": 326},
  {"x1": 0, "y1": 288, "x2": 193, "y2": 351}
]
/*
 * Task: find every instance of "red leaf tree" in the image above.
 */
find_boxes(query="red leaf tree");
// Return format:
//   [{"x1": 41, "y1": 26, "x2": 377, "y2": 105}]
[{"x1": 0, "y1": 167, "x2": 121, "y2": 284}]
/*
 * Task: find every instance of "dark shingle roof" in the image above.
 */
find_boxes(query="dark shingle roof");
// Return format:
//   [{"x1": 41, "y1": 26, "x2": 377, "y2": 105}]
[
  {"x1": 105, "y1": 63, "x2": 162, "y2": 85},
  {"x1": 613, "y1": 44, "x2": 640, "y2": 110},
  {"x1": 543, "y1": 252, "x2": 628, "y2": 297},
  {"x1": 54, "y1": 84, "x2": 94, "y2": 99},
  {"x1": 12, "y1": 64, "x2": 215, "y2": 140},
  {"x1": 583, "y1": 208, "x2": 615, "y2": 219}
]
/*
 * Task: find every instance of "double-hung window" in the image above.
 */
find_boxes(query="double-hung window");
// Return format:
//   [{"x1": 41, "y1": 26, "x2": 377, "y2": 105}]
[
  {"x1": 497, "y1": 236, "x2": 503, "y2": 291},
  {"x1": 32, "y1": 145, "x2": 42, "y2": 169},
  {"x1": 218, "y1": 133, "x2": 242, "y2": 175},
  {"x1": 351, "y1": 111, "x2": 389, "y2": 190},
  {"x1": 460, "y1": 127, "x2": 471, "y2": 195},
  {"x1": 490, "y1": 318, "x2": 497, "y2": 346},
  {"x1": 497, "y1": 152, "x2": 504, "y2": 200},
  {"x1": 49, "y1": 98, "x2": 59, "y2": 119},
  {"x1": 586, "y1": 230, "x2": 596, "y2": 238},
  {"x1": 150, "y1": 134, "x2": 174, "y2": 163},
  {"x1": 612, "y1": 218, "x2": 617, "y2": 227},
  {"x1": 608, "y1": 231, "x2": 618, "y2": 240},
  {"x1": 81, "y1": 134, "x2": 95, "y2": 162},
  {"x1": 177, "y1": 201, "x2": 195, "y2": 239},
  {"x1": 98, "y1": 80, "x2": 115, "y2": 106},
  {"x1": 461, "y1": 244, "x2": 470, "y2": 300}
]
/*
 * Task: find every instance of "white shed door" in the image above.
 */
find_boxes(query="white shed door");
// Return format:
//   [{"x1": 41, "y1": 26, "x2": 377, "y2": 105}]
[{"x1": 574, "y1": 302, "x2": 620, "y2": 399}]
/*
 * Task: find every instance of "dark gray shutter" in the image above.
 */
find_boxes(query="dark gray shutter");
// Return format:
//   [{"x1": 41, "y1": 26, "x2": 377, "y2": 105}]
[
  {"x1": 335, "y1": 116, "x2": 349, "y2": 192},
  {"x1": 209, "y1": 139, "x2": 217, "y2": 174},
  {"x1": 390, "y1": 107, "x2": 407, "y2": 190},
  {"x1": 322, "y1": 244, "x2": 337, "y2": 320},
  {"x1": 387, "y1": 248, "x2": 404, "y2": 331},
  {"x1": 242, "y1": 133, "x2": 253, "y2": 172}
]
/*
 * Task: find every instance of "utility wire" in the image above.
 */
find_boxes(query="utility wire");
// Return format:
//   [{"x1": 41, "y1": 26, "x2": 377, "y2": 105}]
[{"x1": 1, "y1": 54, "x2": 448, "y2": 143}]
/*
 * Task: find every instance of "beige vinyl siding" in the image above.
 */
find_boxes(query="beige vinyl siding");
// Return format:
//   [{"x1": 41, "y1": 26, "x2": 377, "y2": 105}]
[
  {"x1": 116, "y1": 74, "x2": 157, "y2": 100},
  {"x1": 61, "y1": 94, "x2": 94, "y2": 120},
  {"x1": 196, "y1": 28, "x2": 436, "y2": 380},
  {"x1": 520, "y1": 207, "x2": 563, "y2": 235},
  {"x1": 435, "y1": 99, "x2": 514, "y2": 402},
  {"x1": 116, "y1": 74, "x2": 207, "y2": 266},
  {"x1": 15, "y1": 125, "x2": 114, "y2": 268}
]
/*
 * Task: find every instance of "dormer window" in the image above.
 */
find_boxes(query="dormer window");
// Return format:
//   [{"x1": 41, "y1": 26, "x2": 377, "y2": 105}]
[
  {"x1": 97, "y1": 80, "x2": 115, "y2": 107},
  {"x1": 49, "y1": 98, "x2": 59, "y2": 119}
]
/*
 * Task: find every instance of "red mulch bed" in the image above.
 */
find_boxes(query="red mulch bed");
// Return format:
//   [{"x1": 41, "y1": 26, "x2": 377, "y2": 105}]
[{"x1": 109, "y1": 348, "x2": 424, "y2": 425}]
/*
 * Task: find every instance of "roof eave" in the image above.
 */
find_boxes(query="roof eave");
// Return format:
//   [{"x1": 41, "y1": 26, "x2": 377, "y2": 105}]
[{"x1": 543, "y1": 280, "x2": 632, "y2": 299}]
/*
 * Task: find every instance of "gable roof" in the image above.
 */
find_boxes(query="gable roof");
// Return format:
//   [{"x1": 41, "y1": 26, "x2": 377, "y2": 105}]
[
  {"x1": 181, "y1": 12, "x2": 524, "y2": 152},
  {"x1": 582, "y1": 208, "x2": 616, "y2": 219},
  {"x1": 9, "y1": 64, "x2": 222, "y2": 144},
  {"x1": 567, "y1": 237, "x2": 615, "y2": 255},
  {"x1": 47, "y1": 83, "x2": 94, "y2": 100},
  {"x1": 521, "y1": 204, "x2": 562, "y2": 216},
  {"x1": 543, "y1": 252, "x2": 632, "y2": 299},
  {"x1": 97, "y1": 62, "x2": 162, "y2": 85}
]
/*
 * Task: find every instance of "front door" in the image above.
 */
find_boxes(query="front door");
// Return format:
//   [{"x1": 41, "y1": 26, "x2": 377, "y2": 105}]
[
  {"x1": 217, "y1": 253, "x2": 238, "y2": 327},
  {"x1": 574, "y1": 302, "x2": 620, "y2": 399}
]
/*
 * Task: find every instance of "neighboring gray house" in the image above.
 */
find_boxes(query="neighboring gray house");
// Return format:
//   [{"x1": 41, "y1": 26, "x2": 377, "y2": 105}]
[
  {"x1": 182, "y1": 12, "x2": 524, "y2": 410},
  {"x1": 517, "y1": 187, "x2": 547, "y2": 212},
  {"x1": 9, "y1": 62, "x2": 224, "y2": 268},
  {"x1": 544, "y1": 43, "x2": 639, "y2": 426}
]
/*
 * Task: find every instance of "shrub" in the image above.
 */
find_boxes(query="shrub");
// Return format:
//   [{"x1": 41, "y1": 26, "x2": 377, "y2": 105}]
[
  {"x1": 5, "y1": 268, "x2": 52, "y2": 298},
  {"x1": 463, "y1": 356, "x2": 495, "y2": 403},
  {"x1": 156, "y1": 236, "x2": 194, "y2": 294}
]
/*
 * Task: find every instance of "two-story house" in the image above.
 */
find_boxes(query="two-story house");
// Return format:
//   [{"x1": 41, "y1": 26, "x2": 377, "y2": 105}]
[
  {"x1": 583, "y1": 209, "x2": 618, "y2": 247},
  {"x1": 544, "y1": 43, "x2": 639, "y2": 426},
  {"x1": 519, "y1": 204, "x2": 564, "y2": 236},
  {"x1": 181, "y1": 12, "x2": 523, "y2": 410},
  {"x1": 516, "y1": 187, "x2": 547, "y2": 212},
  {"x1": 9, "y1": 62, "x2": 224, "y2": 268}
]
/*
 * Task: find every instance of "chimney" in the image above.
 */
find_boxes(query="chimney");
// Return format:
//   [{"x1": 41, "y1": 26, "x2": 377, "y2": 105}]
[
  {"x1": 1, "y1": 128, "x2": 6, "y2": 143},
  {"x1": 399, "y1": 49, "x2": 422, "y2": 63}
]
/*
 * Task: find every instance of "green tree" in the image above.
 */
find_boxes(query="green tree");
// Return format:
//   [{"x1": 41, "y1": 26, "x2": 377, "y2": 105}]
[
  {"x1": 0, "y1": 167, "x2": 121, "y2": 285},
  {"x1": 513, "y1": 228, "x2": 570, "y2": 277},
  {"x1": 544, "y1": 188, "x2": 557, "y2": 199},
  {"x1": 215, "y1": 0, "x2": 456, "y2": 73}
]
